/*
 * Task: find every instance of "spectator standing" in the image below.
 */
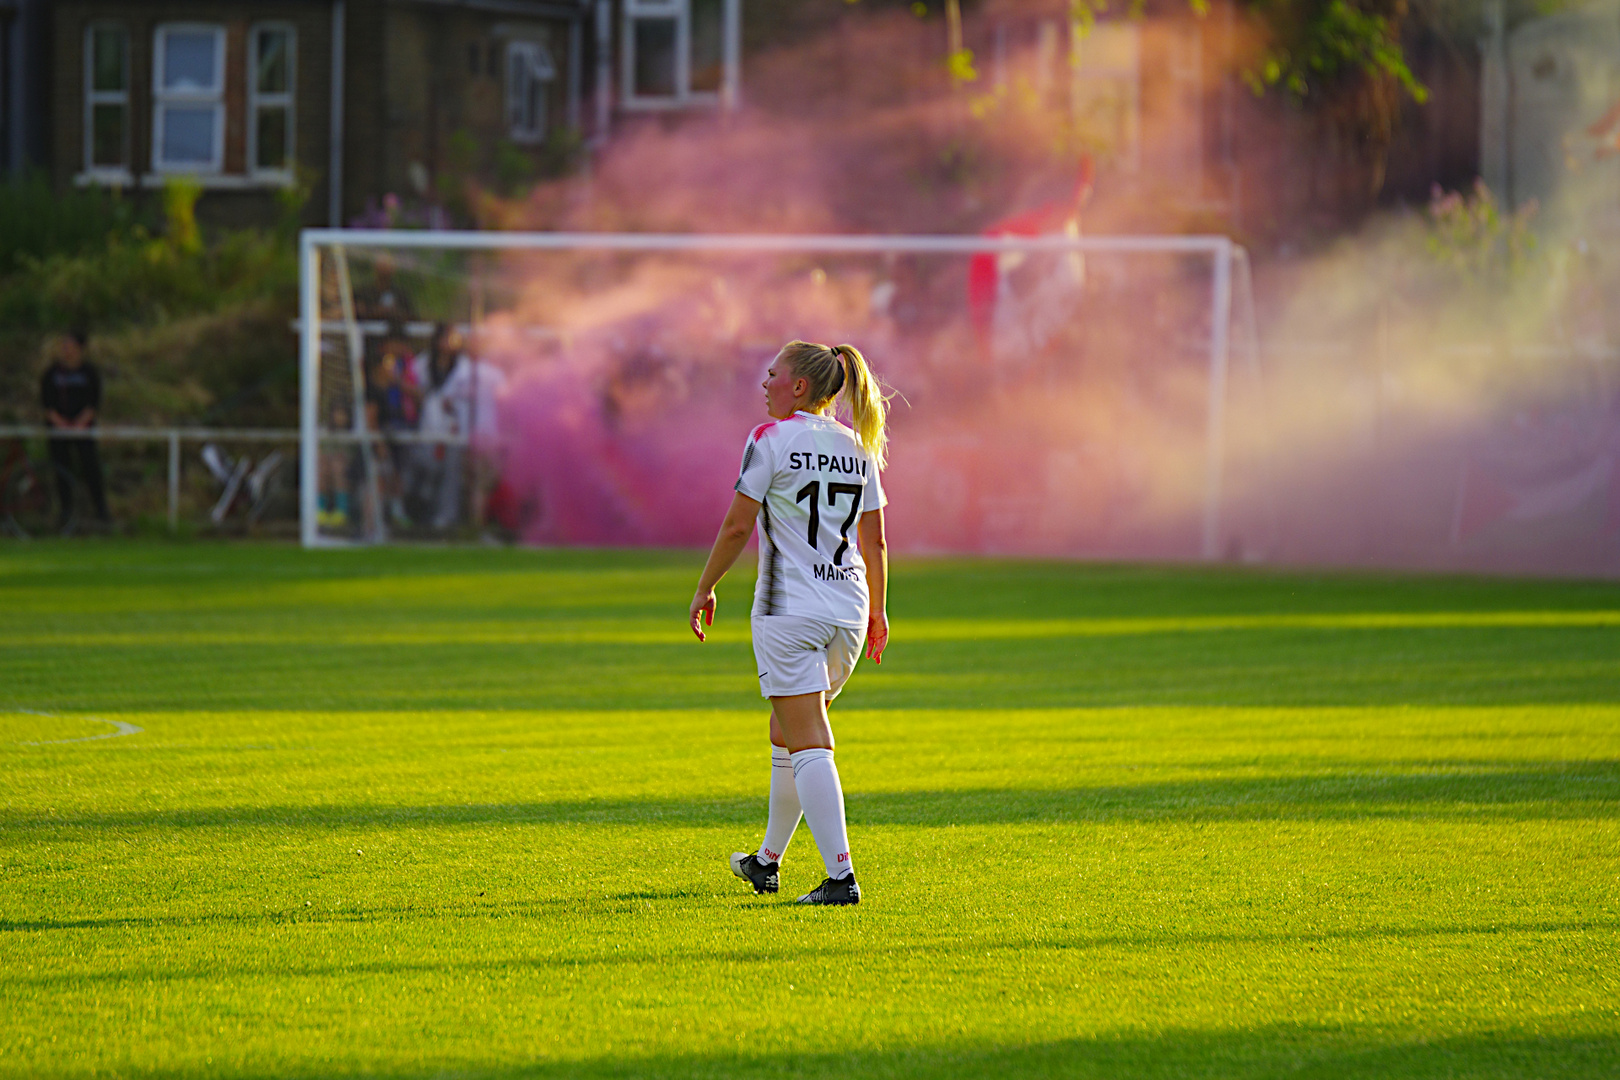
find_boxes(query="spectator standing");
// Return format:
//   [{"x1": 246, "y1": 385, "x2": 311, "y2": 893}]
[
  {"x1": 412, "y1": 324, "x2": 471, "y2": 530},
  {"x1": 459, "y1": 337, "x2": 508, "y2": 531},
  {"x1": 461, "y1": 341, "x2": 507, "y2": 450},
  {"x1": 363, "y1": 326, "x2": 420, "y2": 529},
  {"x1": 317, "y1": 400, "x2": 361, "y2": 529},
  {"x1": 424, "y1": 328, "x2": 509, "y2": 531},
  {"x1": 354, "y1": 257, "x2": 421, "y2": 444},
  {"x1": 40, "y1": 331, "x2": 110, "y2": 529}
]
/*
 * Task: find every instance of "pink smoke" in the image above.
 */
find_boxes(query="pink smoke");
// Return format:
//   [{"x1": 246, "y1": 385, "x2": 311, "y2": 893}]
[{"x1": 448, "y1": 1, "x2": 1620, "y2": 574}]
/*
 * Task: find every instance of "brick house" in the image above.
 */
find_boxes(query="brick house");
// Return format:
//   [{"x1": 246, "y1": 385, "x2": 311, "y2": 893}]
[
  {"x1": 30, "y1": 0, "x2": 742, "y2": 226},
  {"x1": 2, "y1": 0, "x2": 48, "y2": 173},
  {"x1": 10, "y1": 0, "x2": 1505, "y2": 240}
]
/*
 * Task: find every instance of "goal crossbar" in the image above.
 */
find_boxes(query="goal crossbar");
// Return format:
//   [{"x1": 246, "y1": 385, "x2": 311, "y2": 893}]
[
  {"x1": 297, "y1": 228, "x2": 1234, "y2": 256},
  {"x1": 298, "y1": 229, "x2": 1246, "y2": 556}
]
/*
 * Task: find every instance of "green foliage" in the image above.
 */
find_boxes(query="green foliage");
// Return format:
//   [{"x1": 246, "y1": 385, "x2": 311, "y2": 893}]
[
  {"x1": 446, "y1": 128, "x2": 482, "y2": 177},
  {"x1": 0, "y1": 181, "x2": 301, "y2": 426},
  {"x1": 1071, "y1": 0, "x2": 1426, "y2": 149},
  {"x1": 0, "y1": 173, "x2": 140, "y2": 274},
  {"x1": 0, "y1": 173, "x2": 297, "y2": 334},
  {"x1": 824, "y1": 0, "x2": 1427, "y2": 123},
  {"x1": 438, "y1": 128, "x2": 587, "y2": 218},
  {"x1": 89, "y1": 300, "x2": 300, "y2": 425},
  {"x1": 1426, "y1": 179, "x2": 1538, "y2": 283},
  {"x1": 946, "y1": 47, "x2": 978, "y2": 83},
  {"x1": 436, "y1": 128, "x2": 483, "y2": 222},
  {"x1": 1, "y1": 547, "x2": 1617, "y2": 1075},
  {"x1": 0, "y1": 221, "x2": 295, "y2": 332},
  {"x1": 273, "y1": 166, "x2": 319, "y2": 241},
  {"x1": 494, "y1": 139, "x2": 538, "y2": 195},
  {"x1": 1242, "y1": 0, "x2": 1427, "y2": 104},
  {"x1": 537, "y1": 127, "x2": 587, "y2": 182},
  {"x1": 161, "y1": 176, "x2": 204, "y2": 254},
  {"x1": 1069, "y1": 0, "x2": 1150, "y2": 36}
]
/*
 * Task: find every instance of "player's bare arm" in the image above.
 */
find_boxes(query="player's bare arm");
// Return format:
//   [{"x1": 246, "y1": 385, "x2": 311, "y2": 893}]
[
  {"x1": 858, "y1": 507, "x2": 888, "y2": 663},
  {"x1": 690, "y1": 491, "x2": 761, "y2": 641}
]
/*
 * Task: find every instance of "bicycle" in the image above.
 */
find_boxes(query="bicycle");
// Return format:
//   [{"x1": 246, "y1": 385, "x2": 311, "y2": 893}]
[
  {"x1": 199, "y1": 442, "x2": 291, "y2": 528},
  {"x1": 1, "y1": 437, "x2": 89, "y2": 539}
]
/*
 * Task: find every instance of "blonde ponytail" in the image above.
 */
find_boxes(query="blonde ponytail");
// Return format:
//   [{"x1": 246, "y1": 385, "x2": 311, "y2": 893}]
[
  {"x1": 778, "y1": 339, "x2": 891, "y2": 468},
  {"x1": 830, "y1": 343, "x2": 889, "y2": 469}
]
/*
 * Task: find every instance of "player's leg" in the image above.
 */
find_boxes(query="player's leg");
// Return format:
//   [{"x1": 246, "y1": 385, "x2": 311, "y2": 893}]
[
  {"x1": 77, "y1": 439, "x2": 110, "y2": 523},
  {"x1": 432, "y1": 445, "x2": 464, "y2": 529},
  {"x1": 729, "y1": 705, "x2": 803, "y2": 895},
  {"x1": 780, "y1": 623, "x2": 864, "y2": 904},
  {"x1": 47, "y1": 438, "x2": 74, "y2": 529},
  {"x1": 318, "y1": 452, "x2": 342, "y2": 524},
  {"x1": 774, "y1": 689, "x2": 858, "y2": 904},
  {"x1": 760, "y1": 705, "x2": 802, "y2": 863},
  {"x1": 730, "y1": 619, "x2": 810, "y2": 895}
]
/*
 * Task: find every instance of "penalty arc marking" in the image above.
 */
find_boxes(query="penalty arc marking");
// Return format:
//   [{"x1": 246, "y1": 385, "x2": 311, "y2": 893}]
[{"x1": 11, "y1": 708, "x2": 145, "y2": 745}]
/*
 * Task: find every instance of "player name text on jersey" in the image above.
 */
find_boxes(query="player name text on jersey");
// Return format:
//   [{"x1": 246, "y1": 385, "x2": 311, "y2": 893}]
[{"x1": 787, "y1": 452, "x2": 869, "y2": 476}]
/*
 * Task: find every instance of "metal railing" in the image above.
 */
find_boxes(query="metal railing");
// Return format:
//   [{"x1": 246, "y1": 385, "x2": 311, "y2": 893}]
[
  {"x1": 1, "y1": 424, "x2": 296, "y2": 532},
  {"x1": 0, "y1": 424, "x2": 468, "y2": 533}
]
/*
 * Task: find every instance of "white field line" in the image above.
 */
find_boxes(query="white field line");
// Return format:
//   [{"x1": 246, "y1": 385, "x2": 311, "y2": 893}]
[{"x1": 10, "y1": 708, "x2": 144, "y2": 746}]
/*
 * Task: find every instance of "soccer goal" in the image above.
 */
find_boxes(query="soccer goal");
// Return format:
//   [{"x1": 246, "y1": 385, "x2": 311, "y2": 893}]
[{"x1": 298, "y1": 229, "x2": 1262, "y2": 558}]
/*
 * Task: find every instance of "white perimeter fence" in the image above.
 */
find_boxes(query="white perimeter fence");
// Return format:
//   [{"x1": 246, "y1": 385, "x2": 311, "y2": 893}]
[{"x1": 0, "y1": 424, "x2": 464, "y2": 533}]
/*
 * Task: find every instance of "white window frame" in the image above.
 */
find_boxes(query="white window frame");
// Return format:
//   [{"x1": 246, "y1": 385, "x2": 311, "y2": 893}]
[
  {"x1": 505, "y1": 39, "x2": 555, "y2": 143},
  {"x1": 152, "y1": 23, "x2": 226, "y2": 174},
  {"x1": 83, "y1": 22, "x2": 131, "y2": 181},
  {"x1": 621, "y1": 0, "x2": 739, "y2": 111},
  {"x1": 248, "y1": 22, "x2": 296, "y2": 179}
]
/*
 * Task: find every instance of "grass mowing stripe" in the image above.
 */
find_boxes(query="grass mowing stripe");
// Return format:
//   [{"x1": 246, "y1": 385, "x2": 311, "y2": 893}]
[
  {"x1": 0, "y1": 541, "x2": 1616, "y2": 1078},
  {"x1": 8, "y1": 608, "x2": 1620, "y2": 646}
]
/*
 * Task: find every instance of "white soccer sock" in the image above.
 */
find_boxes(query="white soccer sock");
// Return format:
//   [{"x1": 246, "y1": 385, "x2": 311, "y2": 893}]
[
  {"x1": 790, "y1": 747, "x2": 854, "y2": 880},
  {"x1": 757, "y1": 744, "x2": 801, "y2": 865}
]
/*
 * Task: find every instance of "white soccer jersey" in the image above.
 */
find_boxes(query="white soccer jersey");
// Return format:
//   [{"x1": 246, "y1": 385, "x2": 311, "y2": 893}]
[{"x1": 735, "y1": 411, "x2": 888, "y2": 629}]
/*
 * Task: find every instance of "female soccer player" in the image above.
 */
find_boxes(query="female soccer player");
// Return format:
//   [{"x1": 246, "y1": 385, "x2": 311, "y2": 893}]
[{"x1": 688, "y1": 341, "x2": 890, "y2": 905}]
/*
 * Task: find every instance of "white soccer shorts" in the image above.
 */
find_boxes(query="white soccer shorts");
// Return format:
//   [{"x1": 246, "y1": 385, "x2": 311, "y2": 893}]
[{"x1": 751, "y1": 615, "x2": 863, "y2": 700}]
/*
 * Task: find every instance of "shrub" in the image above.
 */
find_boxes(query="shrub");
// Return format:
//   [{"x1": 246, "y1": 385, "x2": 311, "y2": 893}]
[
  {"x1": 0, "y1": 173, "x2": 140, "y2": 273},
  {"x1": 0, "y1": 179, "x2": 299, "y2": 427}
]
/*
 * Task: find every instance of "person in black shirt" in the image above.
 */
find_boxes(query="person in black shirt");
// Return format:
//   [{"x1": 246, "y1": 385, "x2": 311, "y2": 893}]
[{"x1": 40, "y1": 331, "x2": 111, "y2": 526}]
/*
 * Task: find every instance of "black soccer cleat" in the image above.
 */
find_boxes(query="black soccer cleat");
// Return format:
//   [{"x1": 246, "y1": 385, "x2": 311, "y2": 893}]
[
  {"x1": 796, "y1": 874, "x2": 861, "y2": 906},
  {"x1": 729, "y1": 851, "x2": 779, "y2": 894}
]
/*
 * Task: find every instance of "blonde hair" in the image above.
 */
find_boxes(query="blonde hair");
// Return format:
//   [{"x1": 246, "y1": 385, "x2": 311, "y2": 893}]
[{"x1": 778, "y1": 340, "x2": 890, "y2": 468}]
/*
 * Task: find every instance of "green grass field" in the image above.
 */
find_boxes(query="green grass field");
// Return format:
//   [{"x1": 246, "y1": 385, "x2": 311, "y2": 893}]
[{"x1": 2, "y1": 542, "x2": 1617, "y2": 1079}]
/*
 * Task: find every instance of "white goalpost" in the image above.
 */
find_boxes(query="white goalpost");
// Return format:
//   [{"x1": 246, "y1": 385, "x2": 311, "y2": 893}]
[{"x1": 298, "y1": 229, "x2": 1259, "y2": 558}]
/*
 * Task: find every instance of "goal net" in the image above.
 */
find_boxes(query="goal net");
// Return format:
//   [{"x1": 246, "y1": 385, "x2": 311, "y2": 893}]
[{"x1": 298, "y1": 231, "x2": 1263, "y2": 559}]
